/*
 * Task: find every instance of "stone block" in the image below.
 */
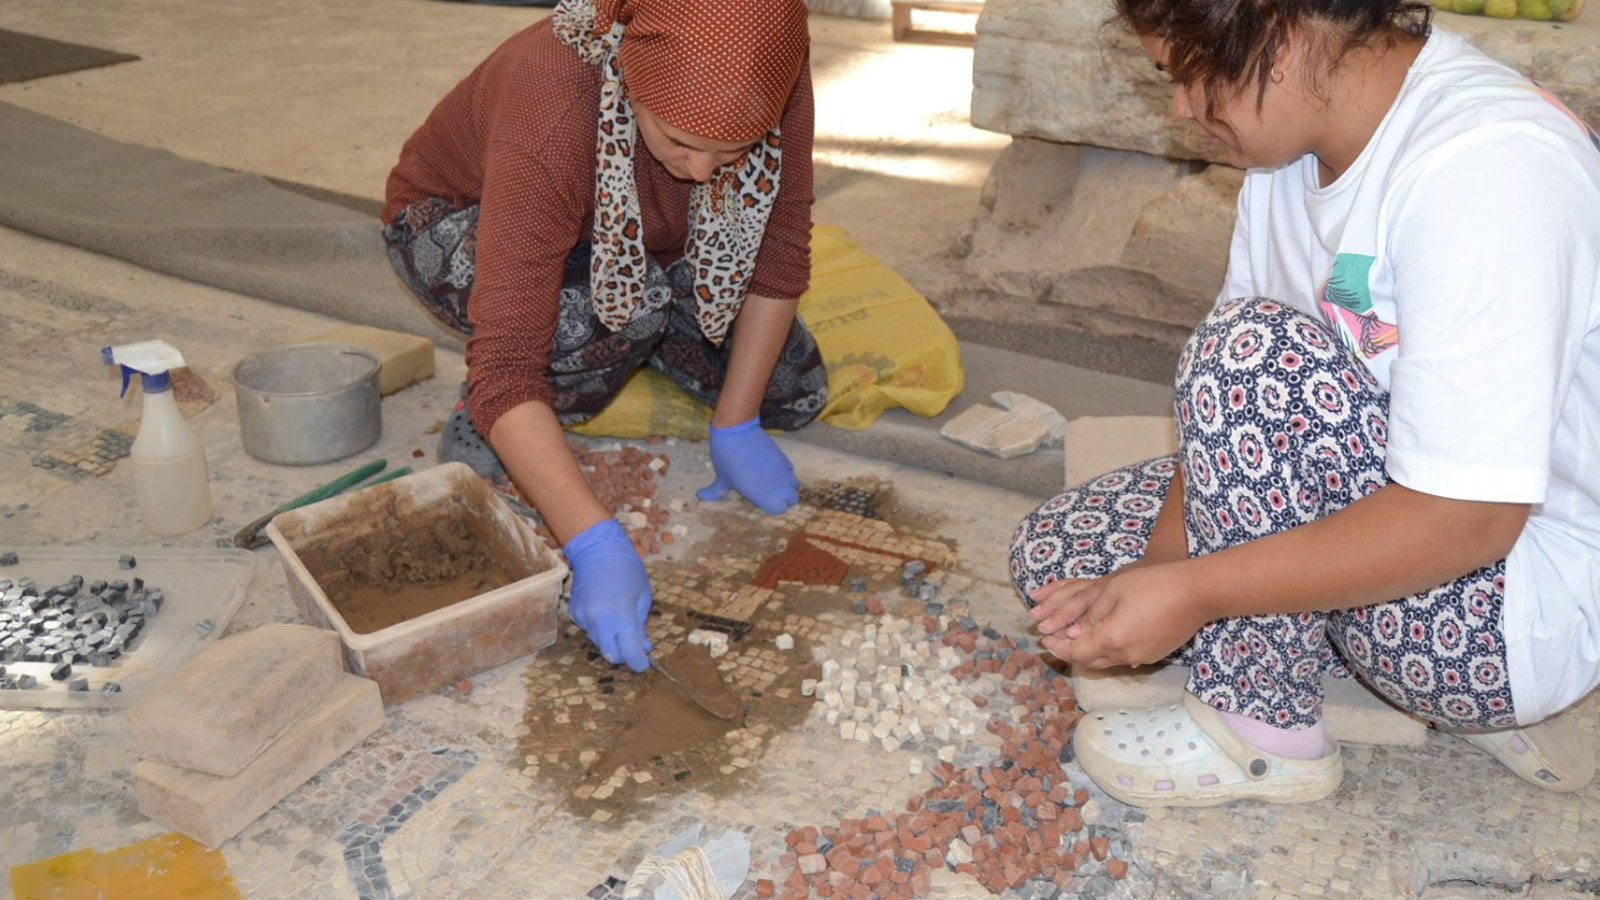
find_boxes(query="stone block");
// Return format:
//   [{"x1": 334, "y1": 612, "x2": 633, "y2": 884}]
[
  {"x1": 128, "y1": 623, "x2": 343, "y2": 777},
  {"x1": 133, "y1": 673, "x2": 384, "y2": 848},
  {"x1": 1072, "y1": 663, "x2": 1429, "y2": 747},
  {"x1": 940, "y1": 404, "x2": 1052, "y2": 459},
  {"x1": 1063, "y1": 415, "x2": 1177, "y2": 488},
  {"x1": 299, "y1": 324, "x2": 435, "y2": 396},
  {"x1": 973, "y1": 0, "x2": 1600, "y2": 163}
]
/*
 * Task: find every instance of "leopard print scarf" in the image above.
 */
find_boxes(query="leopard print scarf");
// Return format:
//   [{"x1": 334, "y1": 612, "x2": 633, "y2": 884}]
[{"x1": 553, "y1": 0, "x2": 784, "y2": 347}]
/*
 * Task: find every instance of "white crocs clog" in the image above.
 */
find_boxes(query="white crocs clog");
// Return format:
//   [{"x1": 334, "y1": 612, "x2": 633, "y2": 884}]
[
  {"x1": 1073, "y1": 692, "x2": 1344, "y2": 807},
  {"x1": 1452, "y1": 708, "x2": 1596, "y2": 793}
]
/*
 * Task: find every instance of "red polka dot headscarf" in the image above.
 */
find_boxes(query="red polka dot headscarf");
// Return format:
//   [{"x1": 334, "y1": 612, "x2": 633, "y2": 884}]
[
  {"x1": 615, "y1": 0, "x2": 809, "y2": 142},
  {"x1": 554, "y1": 0, "x2": 809, "y2": 345}
]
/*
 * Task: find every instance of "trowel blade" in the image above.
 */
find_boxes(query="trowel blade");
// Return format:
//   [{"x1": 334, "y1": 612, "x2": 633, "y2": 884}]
[{"x1": 650, "y1": 655, "x2": 742, "y2": 721}]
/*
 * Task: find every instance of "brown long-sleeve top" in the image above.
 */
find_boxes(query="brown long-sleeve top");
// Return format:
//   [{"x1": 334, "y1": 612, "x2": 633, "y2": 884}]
[{"x1": 383, "y1": 19, "x2": 815, "y2": 436}]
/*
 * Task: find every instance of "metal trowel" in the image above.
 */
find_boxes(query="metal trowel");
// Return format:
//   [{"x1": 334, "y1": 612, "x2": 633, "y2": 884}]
[{"x1": 650, "y1": 653, "x2": 742, "y2": 721}]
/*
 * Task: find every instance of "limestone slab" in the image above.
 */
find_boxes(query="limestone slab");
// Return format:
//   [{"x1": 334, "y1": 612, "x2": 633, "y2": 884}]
[
  {"x1": 300, "y1": 323, "x2": 436, "y2": 396},
  {"x1": 939, "y1": 403, "x2": 1052, "y2": 459},
  {"x1": 1064, "y1": 415, "x2": 1176, "y2": 488},
  {"x1": 972, "y1": 0, "x2": 1600, "y2": 162},
  {"x1": 127, "y1": 622, "x2": 342, "y2": 777},
  {"x1": 133, "y1": 673, "x2": 384, "y2": 848},
  {"x1": 1072, "y1": 663, "x2": 1430, "y2": 747}
]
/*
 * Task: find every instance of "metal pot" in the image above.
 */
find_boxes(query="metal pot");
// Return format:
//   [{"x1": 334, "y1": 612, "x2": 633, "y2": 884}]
[{"x1": 232, "y1": 343, "x2": 381, "y2": 465}]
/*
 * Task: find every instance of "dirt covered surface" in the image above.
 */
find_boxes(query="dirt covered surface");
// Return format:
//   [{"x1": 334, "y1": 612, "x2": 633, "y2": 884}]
[{"x1": 307, "y1": 493, "x2": 527, "y2": 634}]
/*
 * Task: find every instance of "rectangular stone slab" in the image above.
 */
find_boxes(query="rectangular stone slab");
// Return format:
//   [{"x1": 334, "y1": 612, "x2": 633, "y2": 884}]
[
  {"x1": 133, "y1": 673, "x2": 383, "y2": 848},
  {"x1": 1064, "y1": 415, "x2": 1178, "y2": 488},
  {"x1": 127, "y1": 622, "x2": 342, "y2": 776}
]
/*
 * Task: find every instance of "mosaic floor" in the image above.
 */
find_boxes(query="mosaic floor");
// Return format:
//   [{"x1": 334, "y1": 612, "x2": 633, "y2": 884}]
[
  {"x1": 2, "y1": 231, "x2": 1598, "y2": 900},
  {"x1": 5, "y1": 438, "x2": 1598, "y2": 900}
]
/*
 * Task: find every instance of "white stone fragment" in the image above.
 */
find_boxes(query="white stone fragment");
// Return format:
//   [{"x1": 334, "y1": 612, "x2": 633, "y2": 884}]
[
  {"x1": 824, "y1": 709, "x2": 840, "y2": 726},
  {"x1": 872, "y1": 720, "x2": 894, "y2": 740},
  {"x1": 821, "y1": 659, "x2": 840, "y2": 680},
  {"x1": 946, "y1": 839, "x2": 973, "y2": 866},
  {"x1": 708, "y1": 642, "x2": 728, "y2": 659},
  {"x1": 840, "y1": 721, "x2": 856, "y2": 741},
  {"x1": 774, "y1": 633, "x2": 795, "y2": 651},
  {"x1": 801, "y1": 679, "x2": 818, "y2": 697},
  {"x1": 937, "y1": 744, "x2": 957, "y2": 763},
  {"x1": 822, "y1": 690, "x2": 842, "y2": 709},
  {"x1": 877, "y1": 709, "x2": 900, "y2": 731},
  {"x1": 908, "y1": 757, "x2": 923, "y2": 776},
  {"x1": 1081, "y1": 799, "x2": 1102, "y2": 826},
  {"x1": 879, "y1": 734, "x2": 901, "y2": 752},
  {"x1": 853, "y1": 727, "x2": 870, "y2": 743}
]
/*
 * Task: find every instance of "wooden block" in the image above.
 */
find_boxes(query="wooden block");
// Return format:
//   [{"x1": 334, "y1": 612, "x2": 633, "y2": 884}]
[
  {"x1": 134, "y1": 674, "x2": 384, "y2": 848},
  {"x1": 889, "y1": 0, "x2": 983, "y2": 46},
  {"x1": 128, "y1": 624, "x2": 343, "y2": 777},
  {"x1": 300, "y1": 324, "x2": 435, "y2": 396}
]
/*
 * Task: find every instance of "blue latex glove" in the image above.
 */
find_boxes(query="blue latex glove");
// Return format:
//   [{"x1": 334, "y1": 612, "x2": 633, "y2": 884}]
[
  {"x1": 696, "y1": 416, "x2": 799, "y2": 514},
  {"x1": 563, "y1": 518, "x2": 653, "y2": 672}
]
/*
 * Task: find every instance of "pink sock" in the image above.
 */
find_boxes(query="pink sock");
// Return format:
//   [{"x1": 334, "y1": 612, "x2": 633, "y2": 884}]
[{"x1": 1218, "y1": 709, "x2": 1327, "y2": 760}]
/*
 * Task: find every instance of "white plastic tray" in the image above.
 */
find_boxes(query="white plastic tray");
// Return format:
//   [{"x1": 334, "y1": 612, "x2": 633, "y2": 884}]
[{"x1": 0, "y1": 546, "x2": 255, "y2": 710}]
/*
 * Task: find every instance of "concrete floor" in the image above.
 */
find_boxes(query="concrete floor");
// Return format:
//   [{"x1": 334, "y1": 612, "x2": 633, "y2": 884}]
[{"x1": 0, "y1": 3, "x2": 1596, "y2": 899}]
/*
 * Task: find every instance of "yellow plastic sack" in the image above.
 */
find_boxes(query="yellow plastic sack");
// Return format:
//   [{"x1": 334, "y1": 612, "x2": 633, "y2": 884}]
[{"x1": 570, "y1": 224, "x2": 964, "y2": 439}]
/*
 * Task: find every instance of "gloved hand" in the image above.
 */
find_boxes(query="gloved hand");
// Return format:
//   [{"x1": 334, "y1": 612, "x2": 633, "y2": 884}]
[
  {"x1": 696, "y1": 416, "x2": 799, "y2": 514},
  {"x1": 563, "y1": 518, "x2": 653, "y2": 672}
]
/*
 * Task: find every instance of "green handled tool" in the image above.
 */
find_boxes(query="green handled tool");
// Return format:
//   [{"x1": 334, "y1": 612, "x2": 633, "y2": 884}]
[{"x1": 232, "y1": 459, "x2": 412, "y2": 550}]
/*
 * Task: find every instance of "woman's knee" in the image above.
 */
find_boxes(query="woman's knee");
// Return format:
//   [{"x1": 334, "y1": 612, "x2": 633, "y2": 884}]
[{"x1": 1008, "y1": 457, "x2": 1175, "y2": 601}]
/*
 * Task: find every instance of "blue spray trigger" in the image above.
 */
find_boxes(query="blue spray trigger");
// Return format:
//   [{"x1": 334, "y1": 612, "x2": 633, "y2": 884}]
[
  {"x1": 103, "y1": 342, "x2": 179, "y2": 398},
  {"x1": 101, "y1": 347, "x2": 136, "y2": 399}
]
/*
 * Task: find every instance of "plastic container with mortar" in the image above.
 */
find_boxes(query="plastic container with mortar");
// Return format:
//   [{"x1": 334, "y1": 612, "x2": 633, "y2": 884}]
[
  {"x1": 264, "y1": 462, "x2": 568, "y2": 705},
  {"x1": 232, "y1": 342, "x2": 381, "y2": 465}
]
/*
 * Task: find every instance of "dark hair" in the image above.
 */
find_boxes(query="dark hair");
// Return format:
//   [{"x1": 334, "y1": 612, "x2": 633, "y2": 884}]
[{"x1": 1112, "y1": 0, "x2": 1432, "y2": 120}]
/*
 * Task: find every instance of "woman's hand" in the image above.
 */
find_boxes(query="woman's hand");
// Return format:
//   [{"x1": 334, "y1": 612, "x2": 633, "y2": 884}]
[{"x1": 1027, "y1": 563, "x2": 1206, "y2": 669}]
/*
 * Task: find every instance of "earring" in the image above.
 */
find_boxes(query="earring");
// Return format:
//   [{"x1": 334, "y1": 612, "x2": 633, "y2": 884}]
[{"x1": 1270, "y1": 68, "x2": 1286, "y2": 84}]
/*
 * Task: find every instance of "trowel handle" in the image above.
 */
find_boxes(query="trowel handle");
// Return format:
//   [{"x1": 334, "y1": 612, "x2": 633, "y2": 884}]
[{"x1": 274, "y1": 458, "x2": 388, "y2": 513}]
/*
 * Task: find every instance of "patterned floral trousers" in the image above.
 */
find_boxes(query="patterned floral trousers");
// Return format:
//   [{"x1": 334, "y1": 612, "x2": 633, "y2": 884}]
[
  {"x1": 383, "y1": 197, "x2": 829, "y2": 430},
  {"x1": 1010, "y1": 298, "x2": 1517, "y2": 730}
]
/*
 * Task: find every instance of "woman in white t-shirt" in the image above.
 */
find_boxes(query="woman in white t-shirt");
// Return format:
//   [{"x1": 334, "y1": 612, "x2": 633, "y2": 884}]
[{"x1": 1011, "y1": 0, "x2": 1600, "y2": 806}]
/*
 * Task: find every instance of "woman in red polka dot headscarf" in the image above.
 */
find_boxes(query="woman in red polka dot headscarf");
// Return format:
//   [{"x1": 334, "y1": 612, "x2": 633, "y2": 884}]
[{"x1": 382, "y1": 0, "x2": 827, "y2": 674}]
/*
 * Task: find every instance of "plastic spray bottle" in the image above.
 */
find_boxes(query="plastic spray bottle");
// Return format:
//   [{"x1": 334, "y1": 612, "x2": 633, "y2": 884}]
[{"x1": 103, "y1": 340, "x2": 213, "y2": 535}]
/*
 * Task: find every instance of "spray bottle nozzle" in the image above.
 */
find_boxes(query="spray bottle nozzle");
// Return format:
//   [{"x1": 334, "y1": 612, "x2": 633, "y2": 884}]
[{"x1": 104, "y1": 341, "x2": 185, "y2": 398}]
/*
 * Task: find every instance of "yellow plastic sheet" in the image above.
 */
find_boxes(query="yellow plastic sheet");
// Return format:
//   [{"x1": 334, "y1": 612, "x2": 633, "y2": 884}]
[
  {"x1": 10, "y1": 833, "x2": 242, "y2": 900},
  {"x1": 570, "y1": 224, "x2": 963, "y2": 439}
]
